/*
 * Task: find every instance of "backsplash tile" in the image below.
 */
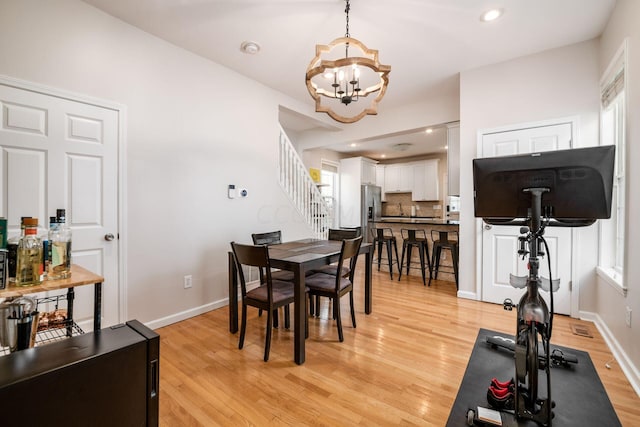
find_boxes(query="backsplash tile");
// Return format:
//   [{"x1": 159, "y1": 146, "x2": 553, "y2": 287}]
[{"x1": 382, "y1": 193, "x2": 443, "y2": 218}]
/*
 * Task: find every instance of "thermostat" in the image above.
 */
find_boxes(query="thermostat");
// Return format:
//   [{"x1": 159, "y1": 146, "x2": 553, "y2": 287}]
[{"x1": 228, "y1": 184, "x2": 236, "y2": 199}]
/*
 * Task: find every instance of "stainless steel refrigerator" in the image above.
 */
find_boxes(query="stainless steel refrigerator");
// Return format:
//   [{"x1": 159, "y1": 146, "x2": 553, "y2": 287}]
[{"x1": 361, "y1": 184, "x2": 382, "y2": 243}]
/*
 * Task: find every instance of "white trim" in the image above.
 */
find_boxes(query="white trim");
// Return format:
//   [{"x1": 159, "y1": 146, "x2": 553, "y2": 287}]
[
  {"x1": 457, "y1": 290, "x2": 477, "y2": 300},
  {"x1": 475, "y1": 116, "x2": 581, "y2": 316},
  {"x1": 600, "y1": 38, "x2": 628, "y2": 88},
  {"x1": 0, "y1": 74, "x2": 128, "y2": 324},
  {"x1": 579, "y1": 311, "x2": 640, "y2": 397},
  {"x1": 144, "y1": 299, "x2": 228, "y2": 330},
  {"x1": 596, "y1": 266, "x2": 627, "y2": 297}
]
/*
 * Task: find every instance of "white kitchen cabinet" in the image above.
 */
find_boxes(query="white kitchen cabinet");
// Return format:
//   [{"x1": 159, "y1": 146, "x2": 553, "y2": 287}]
[
  {"x1": 384, "y1": 164, "x2": 412, "y2": 192},
  {"x1": 339, "y1": 156, "x2": 378, "y2": 227},
  {"x1": 411, "y1": 159, "x2": 440, "y2": 201},
  {"x1": 362, "y1": 160, "x2": 377, "y2": 185}
]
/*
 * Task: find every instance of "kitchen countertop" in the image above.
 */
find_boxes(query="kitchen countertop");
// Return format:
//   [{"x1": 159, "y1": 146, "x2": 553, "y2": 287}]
[{"x1": 375, "y1": 217, "x2": 459, "y2": 225}]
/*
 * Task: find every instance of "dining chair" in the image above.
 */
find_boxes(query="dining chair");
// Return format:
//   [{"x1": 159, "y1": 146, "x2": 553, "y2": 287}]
[
  {"x1": 305, "y1": 236, "x2": 363, "y2": 342},
  {"x1": 310, "y1": 228, "x2": 360, "y2": 316},
  {"x1": 251, "y1": 230, "x2": 295, "y2": 326},
  {"x1": 230, "y1": 241, "x2": 307, "y2": 361}
]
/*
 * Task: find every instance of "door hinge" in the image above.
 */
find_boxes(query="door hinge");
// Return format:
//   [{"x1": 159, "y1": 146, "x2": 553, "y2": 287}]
[{"x1": 569, "y1": 280, "x2": 573, "y2": 291}]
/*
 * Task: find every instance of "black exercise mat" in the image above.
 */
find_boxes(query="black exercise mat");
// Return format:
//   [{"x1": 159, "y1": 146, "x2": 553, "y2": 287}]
[{"x1": 446, "y1": 328, "x2": 621, "y2": 426}]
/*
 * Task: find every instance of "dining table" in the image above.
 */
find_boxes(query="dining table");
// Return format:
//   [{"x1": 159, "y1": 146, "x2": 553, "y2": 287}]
[{"x1": 228, "y1": 238, "x2": 373, "y2": 365}]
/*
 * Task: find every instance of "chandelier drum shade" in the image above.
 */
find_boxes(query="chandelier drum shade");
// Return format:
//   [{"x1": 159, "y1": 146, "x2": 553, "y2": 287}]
[{"x1": 305, "y1": 0, "x2": 391, "y2": 124}]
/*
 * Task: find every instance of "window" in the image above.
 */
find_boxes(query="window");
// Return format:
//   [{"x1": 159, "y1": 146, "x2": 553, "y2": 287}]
[
  {"x1": 320, "y1": 160, "x2": 339, "y2": 228},
  {"x1": 598, "y1": 41, "x2": 627, "y2": 292}
]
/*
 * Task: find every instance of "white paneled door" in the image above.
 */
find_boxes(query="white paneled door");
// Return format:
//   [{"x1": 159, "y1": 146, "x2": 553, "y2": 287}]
[
  {"x1": 0, "y1": 82, "x2": 120, "y2": 329},
  {"x1": 480, "y1": 122, "x2": 573, "y2": 315}
]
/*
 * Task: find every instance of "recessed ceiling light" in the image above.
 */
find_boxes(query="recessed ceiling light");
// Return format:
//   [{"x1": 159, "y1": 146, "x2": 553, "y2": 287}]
[
  {"x1": 480, "y1": 8, "x2": 503, "y2": 22},
  {"x1": 444, "y1": 145, "x2": 449, "y2": 150},
  {"x1": 380, "y1": 154, "x2": 386, "y2": 158},
  {"x1": 425, "y1": 128, "x2": 433, "y2": 134},
  {"x1": 240, "y1": 41, "x2": 261, "y2": 54},
  {"x1": 350, "y1": 143, "x2": 357, "y2": 147}
]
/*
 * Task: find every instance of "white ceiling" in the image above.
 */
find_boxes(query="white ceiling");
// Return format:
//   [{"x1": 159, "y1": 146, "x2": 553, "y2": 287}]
[{"x1": 82, "y1": 0, "x2": 615, "y2": 158}]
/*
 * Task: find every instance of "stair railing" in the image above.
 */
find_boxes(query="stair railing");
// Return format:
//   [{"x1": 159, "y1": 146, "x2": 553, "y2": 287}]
[{"x1": 278, "y1": 124, "x2": 331, "y2": 239}]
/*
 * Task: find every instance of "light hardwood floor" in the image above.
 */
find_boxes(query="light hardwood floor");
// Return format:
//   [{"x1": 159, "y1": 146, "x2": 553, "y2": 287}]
[{"x1": 158, "y1": 264, "x2": 640, "y2": 426}]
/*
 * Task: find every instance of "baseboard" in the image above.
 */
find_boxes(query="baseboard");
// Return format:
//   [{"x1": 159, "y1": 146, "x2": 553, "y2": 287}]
[
  {"x1": 457, "y1": 290, "x2": 477, "y2": 300},
  {"x1": 145, "y1": 298, "x2": 230, "y2": 330},
  {"x1": 143, "y1": 280, "x2": 261, "y2": 330},
  {"x1": 579, "y1": 310, "x2": 640, "y2": 397}
]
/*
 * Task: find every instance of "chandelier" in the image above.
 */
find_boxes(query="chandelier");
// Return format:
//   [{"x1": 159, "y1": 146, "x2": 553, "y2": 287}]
[{"x1": 305, "y1": 0, "x2": 391, "y2": 124}]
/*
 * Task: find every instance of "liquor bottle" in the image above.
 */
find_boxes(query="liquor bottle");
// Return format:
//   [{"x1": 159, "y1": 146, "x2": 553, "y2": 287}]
[
  {"x1": 48, "y1": 209, "x2": 72, "y2": 279},
  {"x1": 42, "y1": 216, "x2": 57, "y2": 280},
  {"x1": 16, "y1": 217, "x2": 43, "y2": 286}
]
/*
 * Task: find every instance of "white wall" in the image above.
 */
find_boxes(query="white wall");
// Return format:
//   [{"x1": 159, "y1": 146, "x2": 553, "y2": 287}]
[
  {"x1": 597, "y1": 0, "x2": 640, "y2": 392},
  {"x1": 0, "y1": 0, "x2": 312, "y2": 326},
  {"x1": 458, "y1": 39, "x2": 601, "y2": 305}
]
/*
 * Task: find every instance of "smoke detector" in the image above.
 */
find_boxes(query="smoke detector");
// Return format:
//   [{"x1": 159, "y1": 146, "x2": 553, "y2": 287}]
[{"x1": 240, "y1": 41, "x2": 261, "y2": 54}]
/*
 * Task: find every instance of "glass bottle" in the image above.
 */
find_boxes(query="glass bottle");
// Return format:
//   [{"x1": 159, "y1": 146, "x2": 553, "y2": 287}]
[
  {"x1": 48, "y1": 209, "x2": 72, "y2": 279},
  {"x1": 16, "y1": 217, "x2": 43, "y2": 286}
]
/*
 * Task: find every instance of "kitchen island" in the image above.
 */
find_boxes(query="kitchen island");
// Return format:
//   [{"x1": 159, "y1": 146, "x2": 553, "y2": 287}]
[{"x1": 373, "y1": 217, "x2": 459, "y2": 284}]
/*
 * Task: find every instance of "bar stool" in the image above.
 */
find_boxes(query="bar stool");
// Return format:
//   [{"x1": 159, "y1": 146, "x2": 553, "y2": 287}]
[
  {"x1": 371, "y1": 227, "x2": 400, "y2": 279},
  {"x1": 429, "y1": 230, "x2": 459, "y2": 289},
  {"x1": 398, "y1": 229, "x2": 432, "y2": 286}
]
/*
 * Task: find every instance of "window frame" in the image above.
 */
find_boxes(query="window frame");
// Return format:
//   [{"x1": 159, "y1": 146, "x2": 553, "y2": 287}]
[{"x1": 597, "y1": 39, "x2": 628, "y2": 296}]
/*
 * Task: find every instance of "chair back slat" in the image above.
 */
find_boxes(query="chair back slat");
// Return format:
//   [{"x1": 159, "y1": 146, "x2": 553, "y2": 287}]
[
  {"x1": 251, "y1": 230, "x2": 282, "y2": 246},
  {"x1": 328, "y1": 228, "x2": 359, "y2": 241}
]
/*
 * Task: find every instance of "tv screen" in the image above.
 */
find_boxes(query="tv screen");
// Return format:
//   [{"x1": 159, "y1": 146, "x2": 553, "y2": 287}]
[{"x1": 473, "y1": 146, "x2": 615, "y2": 222}]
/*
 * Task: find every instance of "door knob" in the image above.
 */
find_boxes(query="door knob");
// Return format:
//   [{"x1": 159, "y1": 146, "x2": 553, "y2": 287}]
[
  {"x1": 484, "y1": 224, "x2": 492, "y2": 230},
  {"x1": 104, "y1": 233, "x2": 115, "y2": 241}
]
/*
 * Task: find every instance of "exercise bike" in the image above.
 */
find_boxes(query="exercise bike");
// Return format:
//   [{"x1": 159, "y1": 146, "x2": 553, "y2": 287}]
[{"x1": 471, "y1": 145, "x2": 616, "y2": 427}]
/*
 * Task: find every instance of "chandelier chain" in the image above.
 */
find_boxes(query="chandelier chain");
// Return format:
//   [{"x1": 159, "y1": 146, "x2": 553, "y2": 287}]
[{"x1": 345, "y1": 0, "x2": 350, "y2": 38}]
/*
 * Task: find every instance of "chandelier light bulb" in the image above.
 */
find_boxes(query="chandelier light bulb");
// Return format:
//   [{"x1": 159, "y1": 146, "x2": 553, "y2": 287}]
[
  {"x1": 324, "y1": 71, "x2": 334, "y2": 79},
  {"x1": 338, "y1": 70, "x2": 345, "y2": 81}
]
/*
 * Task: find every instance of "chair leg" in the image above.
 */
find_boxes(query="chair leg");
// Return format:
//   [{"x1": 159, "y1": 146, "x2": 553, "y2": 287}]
[
  {"x1": 425, "y1": 243, "x2": 432, "y2": 281},
  {"x1": 316, "y1": 295, "x2": 321, "y2": 317},
  {"x1": 239, "y1": 303, "x2": 248, "y2": 349},
  {"x1": 264, "y1": 308, "x2": 273, "y2": 362},
  {"x1": 349, "y1": 291, "x2": 356, "y2": 328},
  {"x1": 386, "y1": 240, "x2": 394, "y2": 280},
  {"x1": 393, "y1": 241, "x2": 400, "y2": 277},
  {"x1": 376, "y1": 240, "x2": 383, "y2": 271},
  {"x1": 273, "y1": 308, "x2": 279, "y2": 328},
  {"x1": 305, "y1": 296, "x2": 309, "y2": 339},
  {"x1": 309, "y1": 294, "x2": 315, "y2": 316},
  {"x1": 406, "y1": 244, "x2": 413, "y2": 276},
  {"x1": 452, "y1": 246, "x2": 459, "y2": 290},
  {"x1": 335, "y1": 297, "x2": 344, "y2": 342},
  {"x1": 418, "y1": 243, "x2": 426, "y2": 286},
  {"x1": 398, "y1": 241, "x2": 406, "y2": 281},
  {"x1": 284, "y1": 305, "x2": 290, "y2": 329},
  {"x1": 431, "y1": 246, "x2": 440, "y2": 280},
  {"x1": 258, "y1": 308, "x2": 263, "y2": 317}
]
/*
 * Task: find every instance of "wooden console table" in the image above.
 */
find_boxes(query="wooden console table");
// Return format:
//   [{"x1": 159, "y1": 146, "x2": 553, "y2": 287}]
[{"x1": 0, "y1": 264, "x2": 105, "y2": 332}]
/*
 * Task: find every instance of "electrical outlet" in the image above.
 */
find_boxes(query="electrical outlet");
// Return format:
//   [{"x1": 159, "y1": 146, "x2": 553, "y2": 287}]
[
  {"x1": 184, "y1": 275, "x2": 193, "y2": 289},
  {"x1": 625, "y1": 306, "x2": 632, "y2": 328}
]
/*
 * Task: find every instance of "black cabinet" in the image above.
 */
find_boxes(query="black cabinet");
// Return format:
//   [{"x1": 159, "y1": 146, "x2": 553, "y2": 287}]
[{"x1": 0, "y1": 320, "x2": 159, "y2": 426}]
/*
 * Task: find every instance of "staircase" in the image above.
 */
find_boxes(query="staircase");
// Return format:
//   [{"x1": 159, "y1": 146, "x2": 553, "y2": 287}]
[{"x1": 278, "y1": 124, "x2": 331, "y2": 238}]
